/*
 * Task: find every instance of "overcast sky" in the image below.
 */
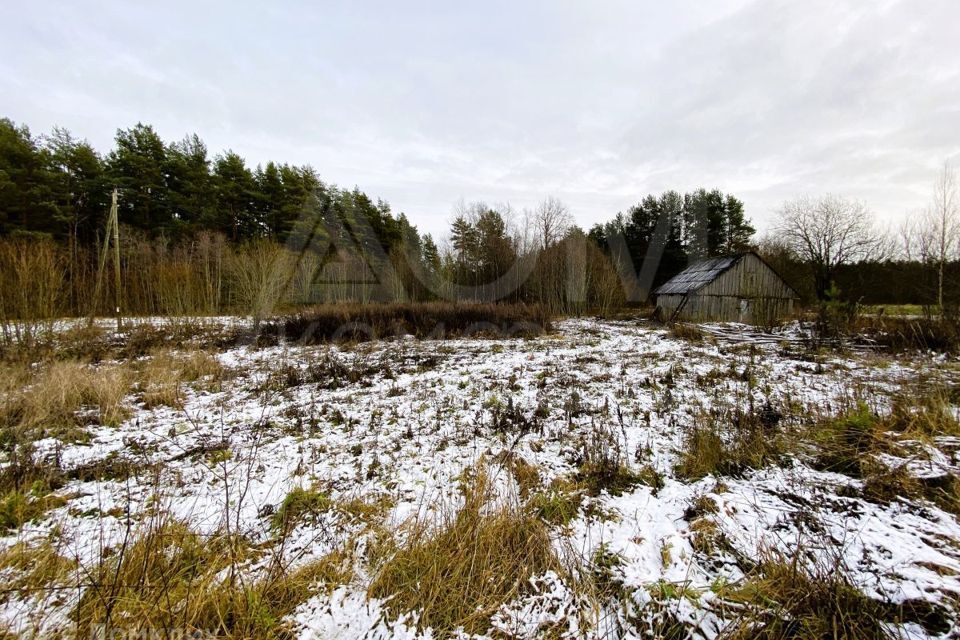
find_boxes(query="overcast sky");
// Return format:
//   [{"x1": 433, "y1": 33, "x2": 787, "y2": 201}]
[{"x1": 3, "y1": 0, "x2": 959, "y2": 238}]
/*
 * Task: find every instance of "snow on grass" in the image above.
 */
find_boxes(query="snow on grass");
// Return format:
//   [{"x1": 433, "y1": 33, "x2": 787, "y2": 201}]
[{"x1": 1, "y1": 317, "x2": 958, "y2": 637}]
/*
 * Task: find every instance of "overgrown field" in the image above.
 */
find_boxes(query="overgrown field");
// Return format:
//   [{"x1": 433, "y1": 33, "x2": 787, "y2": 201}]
[{"x1": 1, "y1": 317, "x2": 959, "y2": 638}]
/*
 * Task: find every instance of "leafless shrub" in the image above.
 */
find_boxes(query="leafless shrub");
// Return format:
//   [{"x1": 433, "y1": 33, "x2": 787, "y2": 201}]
[
  {"x1": 0, "y1": 239, "x2": 64, "y2": 348},
  {"x1": 225, "y1": 240, "x2": 297, "y2": 329}
]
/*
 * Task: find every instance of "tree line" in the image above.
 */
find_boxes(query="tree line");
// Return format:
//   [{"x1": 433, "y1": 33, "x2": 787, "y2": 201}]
[
  {"x1": 2, "y1": 118, "x2": 324, "y2": 242},
  {"x1": 2, "y1": 115, "x2": 955, "y2": 323},
  {"x1": 0, "y1": 117, "x2": 441, "y2": 319},
  {"x1": 0, "y1": 116, "x2": 762, "y2": 320}
]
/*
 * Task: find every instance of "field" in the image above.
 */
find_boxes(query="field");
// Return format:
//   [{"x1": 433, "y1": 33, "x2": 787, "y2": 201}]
[
  {"x1": 1, "y1": 316, "x2": 959, "y2": 638},
  {"x1": 859, "y1": 304, "x2": 938, "y2": 318}
]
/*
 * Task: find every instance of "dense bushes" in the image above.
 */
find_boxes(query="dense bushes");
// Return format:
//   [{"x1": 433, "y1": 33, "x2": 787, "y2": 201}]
[
  {"x1": 855, "y1": 310, "x2": 960, "y2": 353},
  {"x1": 271, "y1": 302, "x2": 551, "y2": 343}
]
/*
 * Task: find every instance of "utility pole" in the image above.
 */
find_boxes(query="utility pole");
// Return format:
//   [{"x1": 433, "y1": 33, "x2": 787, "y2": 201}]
[
  {"x1": 111, "y1": 189, "x2": 122, "y2": 331},
  {"x1": 90, "y1": 189, "x2": 123, "y2": 330}
]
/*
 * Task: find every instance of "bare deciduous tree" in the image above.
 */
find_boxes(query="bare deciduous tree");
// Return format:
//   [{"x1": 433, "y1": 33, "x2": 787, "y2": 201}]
[
  {"x1": 776, "y1": 194, "x2": 884, "y2": 300},
  {"x1": 930, "y1": 162, "x2": 959, "y2": 309},
  {"x1": 898, "y1": 162, "x2": 959, "y2": 310},
  {"x1": 531, "y1": 196, "x2": 573, "y2": 250}
]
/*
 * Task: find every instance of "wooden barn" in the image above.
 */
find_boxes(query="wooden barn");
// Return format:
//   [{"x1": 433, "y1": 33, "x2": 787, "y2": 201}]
[{"x1": 654, "y1": 252, "x2": 798, "y2": 324}]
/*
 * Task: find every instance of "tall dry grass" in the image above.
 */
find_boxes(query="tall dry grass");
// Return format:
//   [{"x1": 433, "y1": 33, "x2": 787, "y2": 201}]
[
  {"x1": 67, "y1": 515, "x2": 352, "y2": 638},
  {"x1": 674, "y1": 405, "x2": 786, "y2": 480},
  {"x1": 0, "y1": 361, "x2": 130, "y2": 443},
  {"x1": 137, "y1": 348, "x2": 225, "y2": 409},
  {"x1": 720, "y1": 546, "x2": 950, "y2": 638},
  {"x1": 368, "y1": 465, "x2": 561, "y2": 636}
]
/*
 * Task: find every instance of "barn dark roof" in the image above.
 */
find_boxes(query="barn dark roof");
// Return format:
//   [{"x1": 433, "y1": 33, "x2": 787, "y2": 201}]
[{"x1": 653, "y1": 254, "x2": 745, "y2": 296}]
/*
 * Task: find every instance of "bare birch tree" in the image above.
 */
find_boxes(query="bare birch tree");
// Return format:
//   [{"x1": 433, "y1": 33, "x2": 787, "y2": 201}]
[
  {"x1": 899, "y1": 162, "x2": 960, "y2": 310},
  {"x1": 929, "y1": 162, "x2": 959, "y2": 309}
]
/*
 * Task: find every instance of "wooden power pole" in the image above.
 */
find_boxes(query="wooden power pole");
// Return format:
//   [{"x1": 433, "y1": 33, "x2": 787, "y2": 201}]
[{"x1": 90, "y1": 189, "x2": 123, "y2": 330}]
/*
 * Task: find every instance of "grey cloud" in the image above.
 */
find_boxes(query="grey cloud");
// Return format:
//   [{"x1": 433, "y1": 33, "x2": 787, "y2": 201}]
[{"x1": 1, "y1": 0, "x2": 957, "y2": 237}]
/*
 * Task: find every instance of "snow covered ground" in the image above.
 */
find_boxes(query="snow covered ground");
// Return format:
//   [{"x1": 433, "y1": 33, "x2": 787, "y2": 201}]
[{"x1": 2, "y1": 317, "x2": 959, "y2": 638}]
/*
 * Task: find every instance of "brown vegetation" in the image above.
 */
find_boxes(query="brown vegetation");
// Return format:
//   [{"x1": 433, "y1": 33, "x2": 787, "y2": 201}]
[
  {"x1": 368, "y1": 466, "x2": 561, "y2": 636},
  {"x1": 721, "y1": 548, "x2": 951, "y2": 638},
  {"x1": 0, "y1": 360, "x2": 130, "y2": 443},
  {"x1": 72, "y1": 517, "x2": 353, "y2": 638},
  {"x1": 675, "y1": 405, "x2": 786, "y2": 480},
  {"x1": 272, "y1": 301, "x2": 552, "y2": 343},
  {"x1": 137, "y1": 348, "x2": 225, "y2": 408}
]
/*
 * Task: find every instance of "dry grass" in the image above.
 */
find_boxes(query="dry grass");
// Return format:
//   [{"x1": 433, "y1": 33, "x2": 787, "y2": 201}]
[
  {"x1": 689, "y1": 517, "x2": 721, "y2": 555},
  {"x1": 368, "y1": 465, "x2": 561, "y2": 636},
  {"x1": 1, "y1": 345, "x2": 225, "y2": 442},
  {"x1": 74, "y1": 517, "x2": 352, "y2": 638},
  {"x1": 811, "y1": 403, "x2": 889, "y2": 478},
  {"x1": 888, "y1": 386, "x2": 960, "y2": 437},
  {"x1": 271, "y1": 486, "x2": 333, "y2": 533},
  {"x1": 720, "y1": 552, "x2": 892, "y2": 639},
  {"x1": 720, "y1": 547, "x2": 952, "y2": 639},
  {"x1": 0, "y1": 442, "x2": 65, "y2": 499},
  {"x1": 574, "y1": 422, "x2": 663, "y2": 496},
  {"x1": 0, "y1": 484, "x2": 67, "y2": 533},
  {"x1": 805, "y1": 395, "x2": 960, "y2": 514},
  {"x1": 120, "y1": 320, "x2": 242, "y2": 358},
  {"x1": 675, "y1": 407, "x2": 785, "y2": 480},
  {"x1": 0, "y1": 538, "x2": 77, "y2": 600},
  {"x1": 667, "y1": 322, "x2": 706, "y2": 343},
  {"x1": 0, "y1": 360, "x2": 130, "y2": 444},
  {"x1": 75, "y1": 518, "x2": 245, "y2": 636},
  {"x1": 675, "y1": 425, "x2": 728, "y2": 480},
  {"x1": 0, "y1": 319, "x2": 243, "y2": 366},
  {"x1": 855, "y1": 313, "x2": 960, "y2": 354},
  {"x1": 506, "y1": 455, "x2": 542, "y2": 500},
  {"x1": 861, "y1": 463, "x2": 960, "y2": 515},
  {"x1": 138, "y1": 348, "x2": 225, "y2": 408},
  {"x1": 529, "y1": 477, "x2": 583, "y2": 526}
]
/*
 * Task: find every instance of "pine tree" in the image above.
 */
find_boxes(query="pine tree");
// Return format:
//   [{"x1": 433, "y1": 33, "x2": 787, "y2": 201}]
[
  {"x1": 449, "y1": 215, "x2": 477, "y2": 267},
  {"x1": 212, "y1": 151, "x2": 258, "y2": 240},
  {"x1": 421, "y1": 234, "x2": 441, "y2": 273},
  {"x1": 256, "y1": 162, "x2": 284, "y2": 239},
  {"x1": 166, "y1": 134, "x2": 213, "y2": 235},
  {"x1": 278, "y1": 164, "x2": 320, "y2": 240},
  {"x1": 108, "y1": 123, "x2": 170, "y2": 233},
  {"x1": 0, "y1": 118, "x2": 56, "y2": 235},
  {"x1": 722, "y1": 195, "x2": 754, "y2": 253},
  {"x1": 44, "y1": 127, "x2": 107, "y2": 244},
  {"x1": 475, "y1": 208, "x2": 514, "y2": 283}
]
